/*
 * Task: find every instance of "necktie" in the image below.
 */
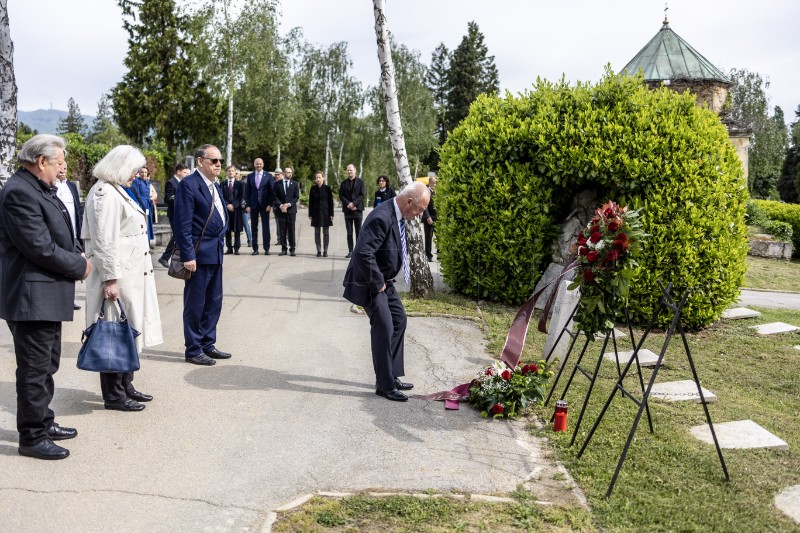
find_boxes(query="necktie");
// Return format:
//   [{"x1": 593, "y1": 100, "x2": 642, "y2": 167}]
[
  {"x1": 228, "y1": 181, "x2": 233, "y2": 194},
  {"x1": 284, "y1": 180, "x2": 288, "y2": 195},
  {"x1": 256, "y1": 172, "x2": 261, "y2": 189},
  {"x1": 399, "y1": 219, "x2": 410, "y2": 286}
]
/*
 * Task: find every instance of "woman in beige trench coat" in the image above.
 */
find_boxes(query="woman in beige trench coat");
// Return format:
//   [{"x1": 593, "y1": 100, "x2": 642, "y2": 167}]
[{"x1": 82, "y1": 145, "x2": 163, "y2": 412}]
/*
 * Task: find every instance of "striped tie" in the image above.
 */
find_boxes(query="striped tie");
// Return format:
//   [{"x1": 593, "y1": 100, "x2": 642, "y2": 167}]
[{"x1": 399, "y1": 219, "x2": 410, "y2": 286}]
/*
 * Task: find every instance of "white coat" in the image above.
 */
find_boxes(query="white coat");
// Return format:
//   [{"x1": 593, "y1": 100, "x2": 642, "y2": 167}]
[{"x1": 81, "y1": 180, "x2": 163, "y2": 350}]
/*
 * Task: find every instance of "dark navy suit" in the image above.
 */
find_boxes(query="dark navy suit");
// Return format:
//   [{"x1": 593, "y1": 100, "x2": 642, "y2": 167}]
[
  {"x1": 174, "y1": 170, "x2": 227, "y2": 357},
  {"x1": 342, "y1": 200, "x2": 407, "y2": 390},
  {"x1": 245, "y1": 170, "x2": 274, "y2": 252},
  {"x1": 272, "y1": 178, "x2": 299, "y2": 253}
]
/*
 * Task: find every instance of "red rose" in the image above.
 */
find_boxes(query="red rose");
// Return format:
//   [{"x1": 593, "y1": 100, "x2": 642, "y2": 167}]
[
  {"x1": 577, "y1": 235, "x2": 587, "y2": 246},
  {"x1": 501, "y1": 369, "x2": 511, "y2": 381},
  {"x1": 616, "y1": 233, "x2": 628, "y2": 242},
  {"x1": 583, "y1": 269, "x2": 595, "y2": 283},
  {"x1": 590, "y1": 225, "x2": 600, "y2": 234},
  {"x1": 604, "y1": 208, "x2": 615, "y2": 218},
  {"x1": 485, "y1": 368, "x2": 493, "y2": 376},
  {"x1": 605, "y1": 250, "x2": 619, "y2": 262},
  {"x1": 613, "y1": 240, "x2": 625, "y2": 252},
  {"x1": 491, "y1": 403, "x2": 504, "y2": 414},
  {"x1": 607, "y1": 221, "x2": 620, "y2": 232},
  {"x1": 589, "y1": 232, "x2": 602, "y2": 244},
  {"x1": 530, "y1": 364, "x2": 539, "y2": 373},
  {"x1": 587, "y1": 250, "x2": 599, "y2": 262},
  {"x1": 579, "y1": 246, "x2": 589, "y2": 257}
]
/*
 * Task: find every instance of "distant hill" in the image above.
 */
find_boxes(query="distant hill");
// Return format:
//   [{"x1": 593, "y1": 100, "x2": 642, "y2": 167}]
[{"x1": 18, "y1": 109, "x2": 95, "y2": 135}]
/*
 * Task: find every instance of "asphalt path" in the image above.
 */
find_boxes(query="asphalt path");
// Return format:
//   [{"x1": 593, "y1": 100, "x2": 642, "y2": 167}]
[{"x1": 0, "y1": 208, "x2": 584, "y2": 532}]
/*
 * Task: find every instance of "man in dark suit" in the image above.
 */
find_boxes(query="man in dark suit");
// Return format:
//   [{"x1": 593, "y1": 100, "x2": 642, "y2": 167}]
[
  {"x1": 339, "y1": 163, "x2": 366, "y2": 258},
  {"x1": 0, "y1": 134, "x2": 92, "y2": 459},
  {"x1": 273, "y1": 166, "x2": 300, "y2": 256},
  {"x1": 222, "y1": 164, "x2": 245, "y2": 254},
  {"x1": 342, "y1": 182, "x2": 430, "y2": 402},
  {"x1": 245, "y1": 158, "x2": 274, "y2": 255},
  {"x1": 175, "y1": 145, "x2": 231, "y2": 366},
  {"x1": 55, "y1": 166, "x2": 84, "y2": 309},
  {"x1": 158, "y1": 162, "x2": 189, "y2": 268},
  {"x1": 423, "y1": 176, "x2": 438, "y2": 262}
]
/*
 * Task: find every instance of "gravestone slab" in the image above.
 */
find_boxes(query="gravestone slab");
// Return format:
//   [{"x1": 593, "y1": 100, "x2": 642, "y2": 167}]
[
  {"x1": 533, "y1": 263, "x2": 575, "y2": 310},
  {"x1": 721, "y1": 307, "x2": 761, "y2": 320},
  {"x1": 775, "y1": 484, "x2": 800, "y2": 524},
  {"x1": 603, "y1": 348, "x2": 660, "y2": 367},
  {"x1": 594, "y1": 328, "x2": 627, "y2": 340},
  {"x1": 650, "y1": 380, "x2": 717, "y2": 403},
  {"x1": 751, "y1": 322, "x2": 800, "y2": 335},
  {"x1": 544, "y1": 280, "x2": 580, "y2": 365},
  {"x1": 690, "y1": 420, "x2": 788, "y2": 449}
]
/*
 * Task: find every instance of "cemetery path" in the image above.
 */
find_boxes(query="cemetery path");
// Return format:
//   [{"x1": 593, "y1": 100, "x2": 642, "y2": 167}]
[
  {"x1": 0, "y1": 207, "x2": 585, "y2": 532},
  {"x1": 739, "y1": 288, "x2": 800, "y2": 310}
]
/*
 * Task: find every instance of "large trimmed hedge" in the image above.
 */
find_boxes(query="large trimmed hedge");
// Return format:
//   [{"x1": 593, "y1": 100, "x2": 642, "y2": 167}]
[
  {"x1": 437, "y1": 73, "x2": 749, "y2": 328},
  {"x1": 753, "y1": 199, "x2": 800, "y2": 255}
]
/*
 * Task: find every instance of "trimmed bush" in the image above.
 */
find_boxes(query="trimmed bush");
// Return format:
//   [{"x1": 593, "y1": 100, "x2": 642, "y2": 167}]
[
  {"x1": 437, "y1": 72, "x2": 748, "y2": 328},
  {"x1": 754, "y1": 199, "x2": 800, "y2": 252}
]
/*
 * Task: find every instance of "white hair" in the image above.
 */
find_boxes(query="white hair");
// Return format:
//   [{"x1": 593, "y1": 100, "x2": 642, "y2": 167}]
[
  {"x1": 17, "y1": 134, "x2": 66, "y2": 164},
  {"x1": 397, "y1": 181, "x2": 430, "y2": 202},
  {"x1": 93, "y1": 145, "x2": 146, "y2": 186}
]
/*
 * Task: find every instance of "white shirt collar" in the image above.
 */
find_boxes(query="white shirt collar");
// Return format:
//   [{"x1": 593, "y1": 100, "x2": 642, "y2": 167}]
[{"x1": 392, "y1": 198, "x2": 403, "y2": 224}]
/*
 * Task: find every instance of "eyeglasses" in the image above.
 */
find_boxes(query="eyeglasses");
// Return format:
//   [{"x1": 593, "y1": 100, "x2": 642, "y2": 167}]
[{"x1": 201, "y1": 157, "x2": 224, "y2": 165}]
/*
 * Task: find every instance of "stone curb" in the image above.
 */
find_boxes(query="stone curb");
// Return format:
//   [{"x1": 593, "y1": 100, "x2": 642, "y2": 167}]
[{"x1": 261, "y1": 490, "x2": 558, "y2": 532}]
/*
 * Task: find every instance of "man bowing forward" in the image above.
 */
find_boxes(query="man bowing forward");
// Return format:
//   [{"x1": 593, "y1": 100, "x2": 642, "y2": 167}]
[
  {"x1": 343, "y1": 182, "x2": 430, "y2": 401},
  {"x1": 175, "y1": 145, "x2": 232, "y2": 366}
]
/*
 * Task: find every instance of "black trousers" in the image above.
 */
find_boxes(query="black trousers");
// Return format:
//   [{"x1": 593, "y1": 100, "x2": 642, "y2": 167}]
[
  {"x1": 362, "y1": 284, "x2": 406, "y2": 390},
  {"x1": 276, "y1": 214, "x2": 296, "y2": 252},
  {"x1": 160, "y1": 213, "x2": 176, "y2": 262},
  {"x1": 7, "y1": 320, "x2": 61, "y2": 446},
  {"x1": 314, "y1": 226, "x2": 330, "y2": 253},
  {"x1": 424, "y1": 221, "x2": 435, "y2": 259},
  {"x1": 250, "y1": 207, "x2": 271, "y2": 252},
  {"x1": 225, "y1": 228, "x2": 241, "y2": 251},
  {"x1": 100, "y1": 372, "x2": 135, "y2": 402},
  {"x1": 344, "y1": 213, "x2": 363, "y2": 252}
]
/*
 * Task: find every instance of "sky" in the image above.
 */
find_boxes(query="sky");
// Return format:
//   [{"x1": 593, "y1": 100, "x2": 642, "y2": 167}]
[{"x1": 7, "y1": 0, "x2": 800, "y2": 123}]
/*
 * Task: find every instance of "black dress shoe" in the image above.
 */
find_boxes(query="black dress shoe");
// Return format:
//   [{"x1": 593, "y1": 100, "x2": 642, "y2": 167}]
[
  {"x1": 278, "y1": 251, "x2": 287, "y2": 256},
  {"x1": 316, "y1": 251, "x2": 322, "y2": 257},
  {"x1": 158, "y1": 257, "x2": 170, "y2": 269},
  {"x1": 264, "y1": 250, "x2": 271, "y2": 255},
  {"x1": 251, "y1": 250, "x2": 259, "y2": 256},
  {"x1": 203, "y1": 347, "x2": 231, "y2": 359},
  {"x1": 19, "y1": 439, "x2": 69, "y2": 460},
  {"x1": 47, "y1": 423, "x2": 77, "y2": 441},
  {"x1": 127, "y1": 389, "x2": 153, "y2": 402},
  {"x1": 104, "y1": 398, "x2": 145, "y2": 411},
  {"x1": 225, "y1": 249, "x2": 233, "y2": 255},
  {"x1": 394, "y1": 378, "x2": 414, "y2": 391},
  {"x1": 345, "y1": 252, "x2": 352, "y2": 258},
  {"x1": 375, "y1": 388, "x2": 409, "y2": 402},
  {"x1": 234, "y1": 250, "x2": 240, "y2": 255},
  {"x1": 186, "y1": 354, "x2": 216, "y2": 366},
  {"x1": 290, "y1": 251, "x2": 296, "y2": 256},
  {"x1": 73, "y1": 304, "x2": 82, "y2": 310},
  {"x1": 323, "y1": 251, "x2": 328, "y2": 257}
]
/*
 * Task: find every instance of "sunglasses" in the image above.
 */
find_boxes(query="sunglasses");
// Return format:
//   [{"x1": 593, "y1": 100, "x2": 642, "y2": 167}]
[{"x1": 201, "y1": 157, "x2": 224, "y2": 165}]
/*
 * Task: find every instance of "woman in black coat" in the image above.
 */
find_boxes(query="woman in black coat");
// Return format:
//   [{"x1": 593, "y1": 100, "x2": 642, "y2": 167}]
[
  {"x1": 373, "y1": 175, "x2": 396, "y2": 206},
  {"x1": 308, "y1": 171, "x2": 334, "y2": 257}
]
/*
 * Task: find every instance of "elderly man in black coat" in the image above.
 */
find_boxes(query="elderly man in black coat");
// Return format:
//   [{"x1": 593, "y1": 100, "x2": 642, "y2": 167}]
[
  {"x1": 342, "y1": 182, "x2": 430, "y2": 402},
  {"x1": 0, "y1": 134, "x2": 92, "y2": 460}
]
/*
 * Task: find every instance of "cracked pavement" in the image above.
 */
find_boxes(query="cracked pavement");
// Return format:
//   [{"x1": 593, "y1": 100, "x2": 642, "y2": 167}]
[{"x1": 0, "y1": 208, "x2": 584, "y2": 532}]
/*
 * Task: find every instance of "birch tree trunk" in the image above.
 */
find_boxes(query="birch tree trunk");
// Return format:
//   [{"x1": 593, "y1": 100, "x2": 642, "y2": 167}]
[
  {"x1": 0, "y1": 0, "x2": 16, "y2": 186},
  {"x1": 276, "y1": 144, "x2": 281, "y2": 170},
  {"x1": 324, "y1": 132, "x2": 330, "y2": 184},
  {"x1": 373, "y1": 0, "x2": 434, "y2": 298},
  {"x1": 226, "y1": 94, "x2": 233, "y2": 165}
]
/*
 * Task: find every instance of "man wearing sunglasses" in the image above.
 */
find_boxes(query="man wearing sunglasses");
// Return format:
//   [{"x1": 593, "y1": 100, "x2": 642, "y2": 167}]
[{"x1": 174, "y1": 145, "x2": 232, "y2": 366}]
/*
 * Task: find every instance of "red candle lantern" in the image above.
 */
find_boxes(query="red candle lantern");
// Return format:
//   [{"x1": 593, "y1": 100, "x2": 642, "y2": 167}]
[{"x1": 554, "y1": 400, "x2": 568, "y2": 432}]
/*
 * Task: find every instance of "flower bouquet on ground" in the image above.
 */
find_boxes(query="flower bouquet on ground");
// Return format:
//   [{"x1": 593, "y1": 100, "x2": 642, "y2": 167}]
[
  {"x1": 467, "y1": 360, "x2": 554, "y2": 419},
  {"x1": 568, "y1": 201, "x2": 645, "y2": 338}
]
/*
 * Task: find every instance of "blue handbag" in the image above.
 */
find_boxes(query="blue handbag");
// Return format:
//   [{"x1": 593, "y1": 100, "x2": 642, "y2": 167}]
[{"x1": 77, "y1": 299, "x2": 141, "y2": 373}]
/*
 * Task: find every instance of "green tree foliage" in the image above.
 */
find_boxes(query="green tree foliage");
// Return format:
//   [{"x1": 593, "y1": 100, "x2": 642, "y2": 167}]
[
  {"x1": 779, "y1": 105, "x2": 800, "y2": 203},
  {"x1": 444, "y1": 21, "x2": 498, "y2": 132},
  {"x1": 57, "y1": 98, "x2": 86, "y2": 136},
  {"x1": 728, "y1": 69, "x2": 789, "y2": 198},
  {"x1": 113, "y1": 0, "x2": 222, "y2": 161},
  {"x1": 89, "y1": 93, "x2": 129, "y2": 146},
  {"x1": 437, "y1": 72, "x2": 748, "y2": 329}
]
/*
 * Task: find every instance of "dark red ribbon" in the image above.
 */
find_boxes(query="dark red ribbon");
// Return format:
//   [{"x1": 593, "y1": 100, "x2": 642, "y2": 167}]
[{"x1": 413, "y1": 259, "x2": 578, "y2": 410}]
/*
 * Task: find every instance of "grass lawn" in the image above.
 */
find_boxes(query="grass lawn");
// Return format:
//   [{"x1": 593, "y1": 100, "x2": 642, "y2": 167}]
[
  {"x1": 745, "y1": 256, "x2": 800, "y2": 292},
  {"x1": 273, "y1": 283, "x2": 800, "y2": 531}
]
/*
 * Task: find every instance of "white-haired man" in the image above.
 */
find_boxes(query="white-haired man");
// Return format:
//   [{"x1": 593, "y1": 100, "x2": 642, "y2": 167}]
[
  {"x1": 0, "y1": 134, "x2": 92, "y2": 459},
  {"x1": 342, "y1": 181, "x2": 430, "y2": 402}
]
